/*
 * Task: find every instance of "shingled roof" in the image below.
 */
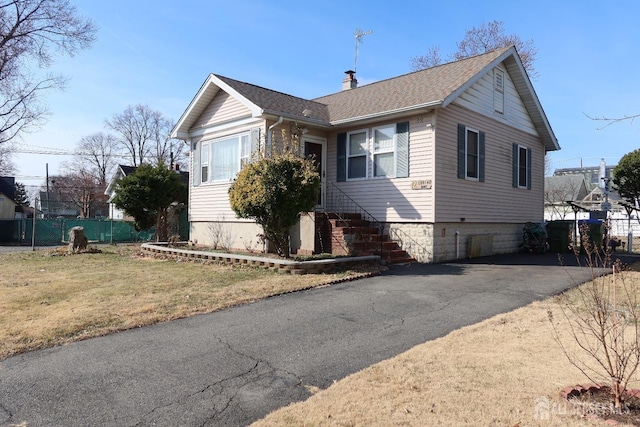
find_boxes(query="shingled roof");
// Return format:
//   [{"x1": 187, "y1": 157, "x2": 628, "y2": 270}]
[
  {"x1": 171, "y1": 46, "x2": 558, "y2": 150},
  {"x1": 215, "y1": 75, "x2": 330, "y2": 124},
  {"x1": 314, "y1": 46, "x2": 510, "y2": 123}
]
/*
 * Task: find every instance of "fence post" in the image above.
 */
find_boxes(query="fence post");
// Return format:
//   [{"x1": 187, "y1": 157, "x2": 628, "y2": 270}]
[{"x1": 31, "y1": 197, "x2": 38, "y2": 251}]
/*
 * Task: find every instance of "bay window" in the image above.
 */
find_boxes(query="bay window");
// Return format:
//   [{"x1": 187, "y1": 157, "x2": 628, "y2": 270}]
[{"x1": 198, "y1": 131, "x2": 253, "y2": 184}]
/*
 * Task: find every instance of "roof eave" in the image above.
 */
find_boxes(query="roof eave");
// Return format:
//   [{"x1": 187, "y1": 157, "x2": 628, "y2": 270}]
[
  {"x1": 104, "y1": 166, "x2": 125, "y2": 196},
  {"x1": 170, "y1": 74, "x2": 263, "y2": 140},
  {"x1": 329, "y1": 101, "x2": 441, "y2": 126},
  {"x1": 502, "y1": 51, "x2": 560, "y2": 152},
  {"x1": 261, "y1": 111, "x2": 331, "y2": 128}
]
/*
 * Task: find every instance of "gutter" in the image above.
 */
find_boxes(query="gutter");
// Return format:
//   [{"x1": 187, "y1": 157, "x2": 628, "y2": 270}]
[
  {"x1": 266, "y1": 116, "x2": 284, "y2": 155},
  {"x1": 328, "y1": 101, "x2": 441, "y2": 126}
]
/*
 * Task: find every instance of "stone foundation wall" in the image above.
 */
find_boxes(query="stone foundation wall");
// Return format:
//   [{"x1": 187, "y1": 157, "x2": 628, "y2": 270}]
[
  {"x1": 385, "y1": 223, "x2": 435, "y2": 263},
  {"x1": 385, "y1": 222, "x2": 525, "y2": 263}
]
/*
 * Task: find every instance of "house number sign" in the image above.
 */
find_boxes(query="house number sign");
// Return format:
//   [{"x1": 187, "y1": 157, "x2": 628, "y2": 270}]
[{"x1": 411, "y1": 179, "x2": 432, "y2": 190}]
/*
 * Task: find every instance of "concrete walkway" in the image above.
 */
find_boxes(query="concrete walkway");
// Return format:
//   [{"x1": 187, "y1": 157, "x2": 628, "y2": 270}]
[{"x1": 0, "y1": 252, "x2": 635, "y2": 426}]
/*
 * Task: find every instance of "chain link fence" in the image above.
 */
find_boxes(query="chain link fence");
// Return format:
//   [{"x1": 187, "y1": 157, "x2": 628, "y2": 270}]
[{"x1": 1, "y1": 211, "x2": 189, "y2": 246}]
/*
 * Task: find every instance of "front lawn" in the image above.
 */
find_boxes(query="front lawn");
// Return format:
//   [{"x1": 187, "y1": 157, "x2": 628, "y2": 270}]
[{"x1": 0, "y1": 244, "x2": 377, "y2": 360}]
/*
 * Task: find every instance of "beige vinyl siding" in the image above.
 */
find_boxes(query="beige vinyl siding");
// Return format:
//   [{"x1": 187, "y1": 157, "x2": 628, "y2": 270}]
[
  {"x1": 192, "y1": 91, "x2": 252, "y2": 129},
  {"x1": 453, "y1": 65, "x2": 537, "y2": 137},
  {"x1": 188, "y1": 121, "x2": 265, "y2": 223},
  {"x1": 326, "y1": 113, "x2": 435, "y2": 223},
  {"x1": 434, "y1": 104, "x2": 545, "y2": 223},
  {"x1": 0, "y1": 196, "x2": 15, "y2": 219},
  {"x1": 189, "y1": 183, "x2": 243, "y2": 222}
]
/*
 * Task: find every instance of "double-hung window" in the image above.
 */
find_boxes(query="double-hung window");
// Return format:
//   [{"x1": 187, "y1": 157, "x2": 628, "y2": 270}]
[
  {"x1": 239, "y1": 134, "x2": 251, "y2": 168},
  {"x1": 336, "y1": 122, "x2": 409, "y2": 182},
  {"x1": 347, "y1": 130, "x2": 367, "y2": 179},
  {"x1": 466, "y1": 129, "x2": 479, "y2": 179},
  {"x1": 457, "y1": 124, "x2": 485, "y2": 182},
  {"x1": 512, "y1": 143, "x2": 532, "y2": 189},
  {"x1": 200, "y1": 142, "x2": 209, "y2": 183},
  {"x1": 373, "y1": 125, "x2": 395, "y2": 177}
]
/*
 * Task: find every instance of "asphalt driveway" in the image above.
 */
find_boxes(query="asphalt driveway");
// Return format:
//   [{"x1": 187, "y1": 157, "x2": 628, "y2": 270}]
[{"x1": 0, "y1": 252, "x2": 635, "y2": 426}]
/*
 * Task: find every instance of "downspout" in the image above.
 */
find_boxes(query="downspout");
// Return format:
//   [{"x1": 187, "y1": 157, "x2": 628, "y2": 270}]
[
  {"x1": 266, "y1": 116, "x2": 284, "y2": 156},
  {"x1": 264, "y1": 116, "x2": 284, "y2": 254},
  {"x1": 455, "y1": 230, "x2": 460, "y2": 260}
]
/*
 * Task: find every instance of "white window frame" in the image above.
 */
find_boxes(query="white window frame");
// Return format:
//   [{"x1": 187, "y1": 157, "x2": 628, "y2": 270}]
[
  {"x1": 201, "y1": 131, "x2": 251, "y2": 184},
  {"x1": 239, "y1": 134, "x2": 250, "y2": 168},
  {"x1": 200, "y1": 141, "x2": 209, "y2": 183},
  {"x1": 346, "y1": 129, "x2": 368, "y2": 180},
  {"x1": 372, "y1": 124, "x2": 396, "y2": 178},
  {"x1": 516, "y1": 144, "x2": 529, "y2": 189},
  {"x1": 465, "y1": 127, "x2": 480, "y2": 181}
]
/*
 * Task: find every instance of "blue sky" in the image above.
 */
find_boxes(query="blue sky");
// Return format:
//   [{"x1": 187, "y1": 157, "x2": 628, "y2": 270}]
[{"x1": 13, "y1": 0, "x2": 640, "y2": 190}]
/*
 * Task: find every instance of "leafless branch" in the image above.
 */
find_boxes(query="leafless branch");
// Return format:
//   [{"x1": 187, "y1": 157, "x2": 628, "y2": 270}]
[{"x1": 585, "y1": 113, "x2": 640, "y2": 130}]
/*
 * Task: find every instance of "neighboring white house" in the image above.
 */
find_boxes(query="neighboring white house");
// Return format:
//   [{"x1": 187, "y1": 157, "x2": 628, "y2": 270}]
[
  {"x1": 170, "y1": 46, "x2": 559, "y2": 262},
  {"x1": 105, "y1": 165, "x2": 138, "y2": 221},
  {"x1": 104, "y1": 164, "x2": 191, "y2": 222},
  {"x1": 546, "y1": 162, "x2": 640, "y2": 248},
  {"x1": 544, "y1": 175, "x2": 589, "y2": 220}
]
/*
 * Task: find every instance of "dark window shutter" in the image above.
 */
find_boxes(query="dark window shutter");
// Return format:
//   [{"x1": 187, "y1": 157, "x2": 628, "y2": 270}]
[
  {"x1": 396, "y1": 122, "x2": 409, "y2": 178},
  {"x1": 337, "y1": 132, "x2": 347, "y2": 182},
  {"x1": 512, "y1": 143, "x2": 518, "y2": 188},
  {"x1": 478, "y1": 131, "x2": 486, "y2": 182},
  {"x1": 250, "y1": 127, "x2": 261, "y2": 158},
  {"x1": 192, "y1": 141, "x2": 201, "y2": 187},
  {"x1": 527, "y1": 147, "x2": 532, "y2": 190},
  {"x1": 457, "y1": 124, "x2": 466, "y2": 179}
]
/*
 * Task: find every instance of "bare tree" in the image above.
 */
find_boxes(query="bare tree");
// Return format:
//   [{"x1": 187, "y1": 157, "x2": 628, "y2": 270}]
[
  {"x1": 150, "y1": 113, "x2": 185, "y2": 168},
  {"x1": 0, "y1": 141, "x2": 15, "y2": 174},
  {"x1": 0, "y1": 0, "x2": 96, "y2": 144},
  {"x1": 49, "y1": 170, "x2": 107, "y2": 218},
  {"x1": 411, "y1": 20, "x2": 538, "y2": 79},
  {"x1": 106, "y1": 104, "x2": 183, "y2": 167},
  {"x1": 550, "y1": 242, "x2": 640, "y2": 411},
  {"x1": 410, "y1": 46, "x2": 442, "y2": 71},
  {"x1": 71, "y1": 131, "x2": 118, "y2": 186}
]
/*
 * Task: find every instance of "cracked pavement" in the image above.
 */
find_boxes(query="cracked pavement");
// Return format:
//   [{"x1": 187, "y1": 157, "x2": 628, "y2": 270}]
[{"x1": 1, "y1": 252, "x2": 633, "y2": 426}]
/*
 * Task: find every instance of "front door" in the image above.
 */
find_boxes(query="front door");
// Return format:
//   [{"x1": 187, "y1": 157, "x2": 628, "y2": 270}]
[{"x1": 303, "y1": 137, "x2": 326, "y2": 209}]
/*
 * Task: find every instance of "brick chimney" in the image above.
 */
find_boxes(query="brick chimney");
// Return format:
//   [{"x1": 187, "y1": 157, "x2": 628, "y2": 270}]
[{"x1": 342, "y1": 70, "x2": 357, "y2": 90}]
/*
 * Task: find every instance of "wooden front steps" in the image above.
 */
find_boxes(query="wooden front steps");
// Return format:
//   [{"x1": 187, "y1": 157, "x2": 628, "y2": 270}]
[{"x1": 321, "y1": 212, "x2": 415, "y2": 264}]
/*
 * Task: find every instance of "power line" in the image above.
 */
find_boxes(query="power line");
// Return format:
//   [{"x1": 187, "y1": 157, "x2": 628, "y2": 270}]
[{"x1": 13, "y1": 148, "x2": 131, "y2": 158}]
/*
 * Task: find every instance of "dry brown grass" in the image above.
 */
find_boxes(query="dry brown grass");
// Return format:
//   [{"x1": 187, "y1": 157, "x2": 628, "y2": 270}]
[
  {"x1": 254, "y1": 269, "x2": 640, "y2": 427},
  {"x1": 0, "y1": 244, "x2": 378, "y2": 360}
]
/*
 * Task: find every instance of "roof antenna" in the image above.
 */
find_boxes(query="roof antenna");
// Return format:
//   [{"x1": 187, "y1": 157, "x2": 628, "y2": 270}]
[{"x1": 354, "y1": 28, "x2": 373, "y2": 74}]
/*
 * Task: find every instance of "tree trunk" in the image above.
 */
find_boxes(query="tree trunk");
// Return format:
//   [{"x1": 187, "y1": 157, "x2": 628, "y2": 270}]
[
  {"x1": 68, "y1": 226, "x2": 88, "y2": 253},
  {"x1": 156, "y1": 208, "x2": 168, "y2": 242}
]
